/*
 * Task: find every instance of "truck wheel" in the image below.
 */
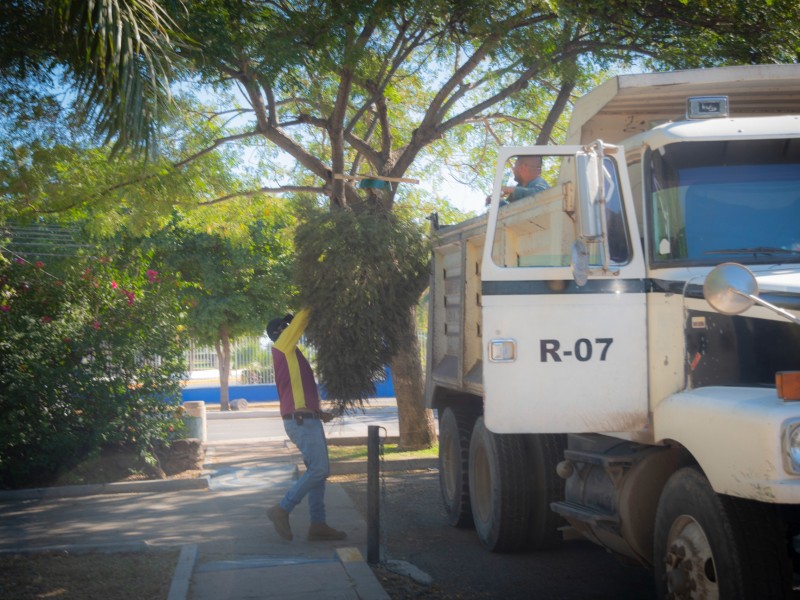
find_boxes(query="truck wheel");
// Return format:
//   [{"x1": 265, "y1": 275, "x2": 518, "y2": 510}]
[
  {"x1": 525, "y1": 432, "x2": 566, "y2": 550},
  {"x1": 469, "y1": 416, "x2": 532, "y2": 552},
  {"x1": 439, "y1": 406, "x2": 478, "y2": 527},
  {"x1": 653, "y1": 467, "x2": 792, "y2": 600}
]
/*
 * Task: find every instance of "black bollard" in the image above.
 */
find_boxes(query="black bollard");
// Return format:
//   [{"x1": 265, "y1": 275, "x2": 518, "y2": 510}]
[{"x1": 367, "y1": 425, "x2": 380, "y2": 564}]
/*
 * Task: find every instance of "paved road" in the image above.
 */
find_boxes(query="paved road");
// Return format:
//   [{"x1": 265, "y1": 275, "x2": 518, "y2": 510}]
[{"x1": 205, "y1": 401, "x2": 402, "y2": 443}]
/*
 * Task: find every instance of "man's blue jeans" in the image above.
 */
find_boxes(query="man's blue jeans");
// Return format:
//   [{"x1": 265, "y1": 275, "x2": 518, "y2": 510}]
[{"x1": 279, "y1": 417, "x2": 330, "y2": 524}]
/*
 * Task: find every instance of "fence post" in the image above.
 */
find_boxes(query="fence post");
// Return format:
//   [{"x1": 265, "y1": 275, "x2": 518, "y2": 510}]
[{"x1": 367, "y1": 425, "x2": 380, "y2": 564}]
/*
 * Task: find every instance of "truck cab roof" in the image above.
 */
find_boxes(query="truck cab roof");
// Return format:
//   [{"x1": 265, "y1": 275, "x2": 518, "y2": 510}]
[{"x1": 566, "y1": 64, "x2": 800, "y2": 146}]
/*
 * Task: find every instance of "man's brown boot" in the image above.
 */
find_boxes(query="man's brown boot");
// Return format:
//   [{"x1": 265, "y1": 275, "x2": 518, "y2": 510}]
[
  {"x1": 308, "y1": 523, "x2": 347, "y2": 541},
  {"x1": 266, "y1": 505, "x2": 293, "y2": 541}
]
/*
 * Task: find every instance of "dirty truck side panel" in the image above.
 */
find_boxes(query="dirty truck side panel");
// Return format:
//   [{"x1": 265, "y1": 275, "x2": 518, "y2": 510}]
[{"x1": 425, "y1": 216, "x2": 487, "y2": 406}]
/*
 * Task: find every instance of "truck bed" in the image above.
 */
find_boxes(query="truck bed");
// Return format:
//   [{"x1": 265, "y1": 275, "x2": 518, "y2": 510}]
[{"x1": 425, "y1": 186, "x2": 570, "y2": 406}]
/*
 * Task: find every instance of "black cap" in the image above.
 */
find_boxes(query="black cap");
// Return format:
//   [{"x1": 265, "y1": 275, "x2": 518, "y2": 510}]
[{"x1": 267, "y1": 314, "x2": 294, "y2": 342}]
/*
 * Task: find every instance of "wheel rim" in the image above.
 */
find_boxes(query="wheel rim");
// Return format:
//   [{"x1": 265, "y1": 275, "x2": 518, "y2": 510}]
[
  {"x1": 472, "y1": 441, "x2": 491, "y2": 523},
  {"x1": 663, "y1": 514, "x2": 719, "y2": 600}
]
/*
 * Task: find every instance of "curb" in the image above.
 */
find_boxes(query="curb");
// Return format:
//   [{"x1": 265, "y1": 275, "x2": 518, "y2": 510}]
[
  {"x1": 0, "y1": 457, "x2": 438, "y2": 502},
  {"x1": 294, "y1": 457, "x2": 438, "y2": 477},
  {"x1": 337, "y1": 547, "x2": 391, "y2": 600},
  {"x1": 167, "y1": 544, "x2": 199, "y2": 600},
  {"x1": 0, "y1": 476, "x2": 209, "y2": 501},
  {"x1": 330, "y1": 457, "x2": 438, "y2": 475}
]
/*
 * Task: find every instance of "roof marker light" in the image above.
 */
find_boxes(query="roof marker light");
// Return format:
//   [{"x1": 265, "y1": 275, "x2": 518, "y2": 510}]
[{"x1": 686, "y1": 96, "x2": 729, "y2": 119}]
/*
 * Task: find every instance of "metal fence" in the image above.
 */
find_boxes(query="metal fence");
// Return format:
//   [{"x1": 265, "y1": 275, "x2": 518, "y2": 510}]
[{"x1": 184, "y1": 333, "x2": 426, "y2": 386}]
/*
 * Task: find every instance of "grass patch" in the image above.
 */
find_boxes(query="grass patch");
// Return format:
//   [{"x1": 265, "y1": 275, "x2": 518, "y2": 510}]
[
  {"x1": 328, "y1": 443, "x2": 438, "y2": 462},
  {"x1": 0, "y1": 550, "x2": 179, "y2": 600}
]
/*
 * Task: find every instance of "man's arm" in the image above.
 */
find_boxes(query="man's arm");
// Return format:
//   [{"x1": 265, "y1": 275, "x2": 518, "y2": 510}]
[{"x1": 273, "y1": 308, "x2": 310, "y2": 353}]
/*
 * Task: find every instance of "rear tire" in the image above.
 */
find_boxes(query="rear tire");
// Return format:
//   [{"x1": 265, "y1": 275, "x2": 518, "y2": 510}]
[
  {"x1": 438, "y1": 406, "x2": 478, "y2": 527},
  {"x1": 468, "y1": 418, "x2": 566, "y2": 552},
  {"x1": 653, "y1": 467, "x2": 792, "y2": 599}
]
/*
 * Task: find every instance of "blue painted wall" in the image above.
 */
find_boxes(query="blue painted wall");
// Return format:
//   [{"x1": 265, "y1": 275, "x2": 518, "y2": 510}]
[{"x1": 181, "y1": 368, "x2": 395, "y2": 404}]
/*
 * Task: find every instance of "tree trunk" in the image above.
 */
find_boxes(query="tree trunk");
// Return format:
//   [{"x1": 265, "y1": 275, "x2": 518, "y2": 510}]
[
  {"x1": 216, "y1": 323, "x2": 232, "y2": 411},
  {"x1": 390, "y1": 303, "x2": 437, "y2": 450}
]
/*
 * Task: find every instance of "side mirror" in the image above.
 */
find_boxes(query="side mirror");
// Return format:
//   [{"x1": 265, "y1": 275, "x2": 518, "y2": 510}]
[
  {"x1": 703, "y1": 262, "x2": 757, "y2": 315},
  {"x1": 704, "y1": 262, "x2": 800, "y2": 325},
  {"x1": 575, "y1": 151, "x2": 603, "y2": 239}
]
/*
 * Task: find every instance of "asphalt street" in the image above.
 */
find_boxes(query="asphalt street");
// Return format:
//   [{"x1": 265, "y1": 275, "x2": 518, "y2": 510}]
[{"x1": 205, "y1": 400, "x2": 402, "y2": 443}]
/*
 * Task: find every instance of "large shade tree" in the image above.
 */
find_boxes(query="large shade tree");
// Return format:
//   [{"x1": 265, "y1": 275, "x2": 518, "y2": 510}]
[
  {"x1": 2, "y1": 0, "x2": 798, "y2": 448},
  {"x1": 166, "y1": 0, "x2": 799, "y2": 447}
]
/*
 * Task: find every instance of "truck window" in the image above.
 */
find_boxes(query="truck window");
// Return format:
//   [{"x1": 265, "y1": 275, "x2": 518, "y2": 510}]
[
  {"x1": 490, "y1": 153, "x2": 632, "y2": 270},
  {"x1": 490, "y1": 154, "x2": 565, "y2": 268},
  {"x1": 649, "y1": 139, "x2": 800, "y2": 266}
]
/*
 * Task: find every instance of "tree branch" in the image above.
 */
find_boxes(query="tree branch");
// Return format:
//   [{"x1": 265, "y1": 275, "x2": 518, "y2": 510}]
[
  {"x1": 172, "y1": 132, "x2": 255, "y2": 170},
  {"x1": 198, "y1": 185, "x2": 328, "y2": 206},
  {"x1": 538, "y1": 70, "x2": 576, "y2": 144}
]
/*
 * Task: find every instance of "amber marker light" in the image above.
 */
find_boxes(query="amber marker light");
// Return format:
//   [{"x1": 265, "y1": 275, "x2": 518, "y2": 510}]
[{"x1": 777, "y1": 372, "x2": 800, "y2": 402}]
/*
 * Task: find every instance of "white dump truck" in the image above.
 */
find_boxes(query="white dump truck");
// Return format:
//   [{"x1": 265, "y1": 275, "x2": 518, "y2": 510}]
[{"x1": 426, "y1": 64, "x2": 800, "y2": 598}]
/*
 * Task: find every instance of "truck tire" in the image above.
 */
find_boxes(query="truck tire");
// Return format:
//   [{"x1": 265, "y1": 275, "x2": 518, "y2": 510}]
[
  {"x1": 653, "y1": 467, "x2": 792, "y2": 600},
  {"x1": 468, "y1": 416, "x2": 533, "y2": 552},
  {"x1": 525, "y1": 432, "x2": 566, "y2": 550},
  {"x1": 439, "y1": 406, "x2": 478, "y2": 527}
]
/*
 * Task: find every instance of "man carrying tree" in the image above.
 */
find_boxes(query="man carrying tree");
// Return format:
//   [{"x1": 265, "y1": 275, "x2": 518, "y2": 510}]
[{"x1": 265, "y1": 309, "x2": 346, "y2": 542}]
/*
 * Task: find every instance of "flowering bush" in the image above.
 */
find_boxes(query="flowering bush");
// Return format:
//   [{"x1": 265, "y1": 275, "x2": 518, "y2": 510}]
[{"x1": 0, "y1": 253, "x2": 187, "y2": 488}]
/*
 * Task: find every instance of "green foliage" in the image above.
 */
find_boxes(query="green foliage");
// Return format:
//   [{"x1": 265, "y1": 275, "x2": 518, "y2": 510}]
[
  {"x1": 150, "y1": 200, "x2": 296, "y2": 346},
  {"x1": 559, "y1": 0, "x2": 800, "y2": 68},
  {"x1": 0, "y1": 94, "x2": 252, "y2": 233},
  {"x1": 0, "y1": 0, "x2": 184, "y2": 156},
  {"x1": 294, "y1": 202, "x2": 430, "y2": 407},
  {"x1": 0, "y1": 250, "x2": 187, "y2": 488}
]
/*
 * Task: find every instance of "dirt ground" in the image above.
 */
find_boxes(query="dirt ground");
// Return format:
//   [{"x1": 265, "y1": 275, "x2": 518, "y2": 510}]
[
  {"x1": 0, "y1": 550, "x2": 179, "y2": 600},
  {"x1": 334, "y1": 469, "x2": 659, "y2": 600}
]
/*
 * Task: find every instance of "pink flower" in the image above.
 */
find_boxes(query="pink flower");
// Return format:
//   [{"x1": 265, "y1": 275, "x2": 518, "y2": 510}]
[
  {"x1": 124, "y1": 290, "x2": 135, "y2": 305},
  {"x1": 0, "y1": 305, "x2": 9, "y2": 313},
  {"x1": 35, "y1": 261, "x2": 44, "y2": 269},
  {"x1": 40, "y1": 315, "x2": 53, "y2": 324},
  {"x1": 92, "y1": 320, "x2": 101, "y2": 330},
  {"x1": 14, "y1": 257, "x2": 25, "y2": 265},
  {"x1": 146, "y1": 269, "x2": 160, "y2": 283},
  {"x1": 111, "y1": 280, "x2": 118, "y2": 289}
]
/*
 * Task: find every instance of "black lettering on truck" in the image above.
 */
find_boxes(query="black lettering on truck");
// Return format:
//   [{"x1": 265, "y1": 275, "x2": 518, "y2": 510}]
[{"x1": 540, "y1": 338, "x2": 614, "y2": 362}]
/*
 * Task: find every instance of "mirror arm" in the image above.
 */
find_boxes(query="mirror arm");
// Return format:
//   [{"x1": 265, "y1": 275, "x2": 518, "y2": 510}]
[{"x1": 732, "y1": 289, "x2": 800, "y2": 325}]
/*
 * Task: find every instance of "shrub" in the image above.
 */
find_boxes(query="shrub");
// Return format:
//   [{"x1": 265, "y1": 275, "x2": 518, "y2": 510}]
[{"x1": 0, "y1": 253, "x2": 187, "y2": 488}]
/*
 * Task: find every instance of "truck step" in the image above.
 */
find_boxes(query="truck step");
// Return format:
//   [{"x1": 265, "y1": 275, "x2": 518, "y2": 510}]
[{"x1": 550, "y1": 500, "x2": 619, "y2": 527}]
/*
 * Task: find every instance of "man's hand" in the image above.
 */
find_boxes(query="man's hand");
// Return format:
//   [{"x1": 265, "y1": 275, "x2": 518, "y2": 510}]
[
  {"x1": 486, "y1": 187, "x2": 513, "y2": 206},
  {"x1": 319, "y1": 411, "x2": 335, "y2": 423}
]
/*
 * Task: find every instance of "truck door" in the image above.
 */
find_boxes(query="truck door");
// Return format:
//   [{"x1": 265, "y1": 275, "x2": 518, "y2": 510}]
[{"x1": 481, "y1": 144, "x2": 648, "y2": 434}]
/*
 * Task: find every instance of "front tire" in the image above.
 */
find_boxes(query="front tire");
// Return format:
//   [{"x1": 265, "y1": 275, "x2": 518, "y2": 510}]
[
  {"x1": 653, "y1": 467, "x2": 792, "y2": 600},
  {"x1": 438, "y1": 406, "x2": 478, "y2": 527}
]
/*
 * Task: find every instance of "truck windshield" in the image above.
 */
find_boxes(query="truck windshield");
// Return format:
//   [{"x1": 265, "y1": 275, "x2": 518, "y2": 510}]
[{"x1": 650, "y1": 139, "x2": 800, "y2": 265}]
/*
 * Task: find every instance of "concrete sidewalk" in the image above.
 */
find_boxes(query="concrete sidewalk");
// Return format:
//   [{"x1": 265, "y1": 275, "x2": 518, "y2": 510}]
[{"x1": 0, "y1": 430, "x2": 394, "y2": 598}]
